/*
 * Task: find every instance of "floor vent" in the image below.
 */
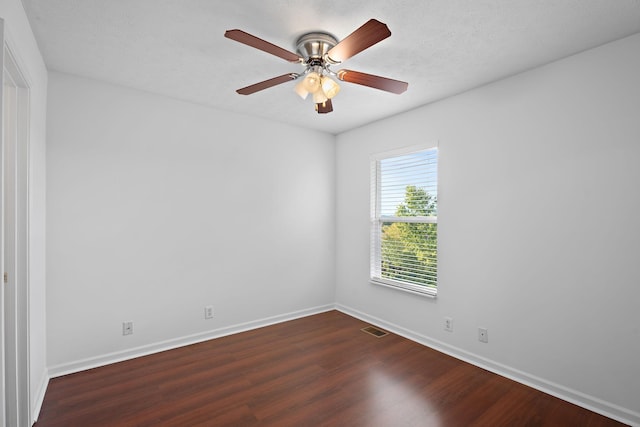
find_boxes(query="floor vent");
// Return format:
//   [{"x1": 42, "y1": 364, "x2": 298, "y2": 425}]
[{"x1": 361, "y1": 326, "x2": 388, "y2": 338}]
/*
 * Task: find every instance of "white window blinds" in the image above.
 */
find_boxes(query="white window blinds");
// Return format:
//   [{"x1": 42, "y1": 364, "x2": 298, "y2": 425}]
[{"x1": 371, "y1": 147, "x2": 438, "y2": 296}]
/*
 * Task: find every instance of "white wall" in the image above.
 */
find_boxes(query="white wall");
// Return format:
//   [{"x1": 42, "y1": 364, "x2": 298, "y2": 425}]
[
  {"x1": 0, "y1": 0, "x2": 48, "y2": 422},
  {"x1": 335, "y1": 33, "x2": 640, "y2": 424},
  {"x1": 46, "y1": 72, "x2": 335, "y2": 372}
]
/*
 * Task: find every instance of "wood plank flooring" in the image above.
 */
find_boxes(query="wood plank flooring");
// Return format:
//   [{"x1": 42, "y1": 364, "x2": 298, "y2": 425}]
[{"x1": 35, "y1": 310, "x2": 626, "y2": 426}]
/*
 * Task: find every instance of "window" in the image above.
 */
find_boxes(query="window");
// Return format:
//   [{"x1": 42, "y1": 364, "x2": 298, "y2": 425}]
[{"x1": 370, "y1": 147, "x2": 438, "y2": 296}]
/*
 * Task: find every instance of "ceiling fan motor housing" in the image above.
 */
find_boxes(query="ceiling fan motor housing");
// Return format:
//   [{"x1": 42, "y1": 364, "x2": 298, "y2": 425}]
[{"x1": 296, "y1": 32, "x2": 338, "y2": 64}]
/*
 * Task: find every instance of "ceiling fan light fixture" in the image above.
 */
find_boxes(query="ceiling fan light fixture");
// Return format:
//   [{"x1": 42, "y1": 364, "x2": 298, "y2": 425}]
[
  {"x1": 294, "y1": 79, "x2": 309, "y2": 99},
  {"x1": 302, "y1": 71, "x2": 321, "y2": 92},
  {"x1": 321, "y1": 76, "x2": 340, "y2": 99},
  {"x1": 312, "y1": 89, "x2": 328, "y2": 104}
]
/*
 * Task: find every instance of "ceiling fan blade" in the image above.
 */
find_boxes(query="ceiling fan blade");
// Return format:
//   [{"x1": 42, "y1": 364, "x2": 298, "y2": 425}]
[
  {"x1": 316, "y1": 99, "x2": 333, "y2": 114},
  {"x1": 236, "y1": 73, "x2": 298, "y2": 95},
  {"x1": 326, "y1": 19, "x2": 391, "y2": 64},
  {"x1": 337, "y1": 69, "x2": 408, "y2": 94},
  {"x1": 225, "y1": 29, "x2": 303, "y2": 63}
]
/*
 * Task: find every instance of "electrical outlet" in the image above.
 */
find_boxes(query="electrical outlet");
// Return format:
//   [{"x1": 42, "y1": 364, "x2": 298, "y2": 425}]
[
  {"x1": 444, "y1": 317, "x2": 453, "y2": 332},
  {"x1": 478, "y1": 327, "x2": 488, "y2": 343},
  {"x1": 122, "y1": 321, "x2": 133, "y2": 336},
  {"x1": 204, "y1": 306, "x2": 214, "y2": 319}
]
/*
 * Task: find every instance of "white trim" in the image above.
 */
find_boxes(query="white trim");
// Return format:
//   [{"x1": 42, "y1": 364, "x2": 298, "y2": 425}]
[
  {"x1": 48, "y1": 304, "x2": 335, "y2": 378},
  {"x1": 3, "y1": 26, "x2": 34, "y2": 89},
  {"x1": 30, "y1": 371, "x2": 48, "y2": 424},
  {"x1": 370, "y1": 278, "x2": 437, "y2": 298},
  {"x1": 370, "y1": 142, "x2": 439, "y2": 161},
  {"x1": 335, "y1": 303, "x2": 640, "y2": 427},
  {"x1": 2, "y1": 34, "x2": 32, "y2": 427}
]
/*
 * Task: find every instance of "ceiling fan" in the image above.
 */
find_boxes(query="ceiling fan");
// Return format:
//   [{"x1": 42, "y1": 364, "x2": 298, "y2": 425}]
[{"x1": 224, "y1": 19, "x2": 408, "y2": 114}]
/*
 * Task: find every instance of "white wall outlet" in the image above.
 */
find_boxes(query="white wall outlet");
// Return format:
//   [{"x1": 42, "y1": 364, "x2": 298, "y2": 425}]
[
  {"x1": 122, "y1": 321, "x2": 133, "y2": 336},
  {"x1": 478, "y1": 327, "x2": 488, "y2": 343},
  {"x1": 204, "y1": 305, "x2": 214, "y2": 319},
  {"x1": 444, "y1": 317, "x2": 453, "y2": 332}
]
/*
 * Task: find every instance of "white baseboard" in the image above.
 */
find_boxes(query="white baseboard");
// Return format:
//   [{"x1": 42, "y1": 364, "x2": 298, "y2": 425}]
[
  {"x1": 31, "y1": 370, "x2": 49, "y2": 425},
  {"x1": 47, "y1": 304, "x2": 335, "y2": 378},
  {"x1": 335, "y1": 304, "x2": 640, "y2": 427}
]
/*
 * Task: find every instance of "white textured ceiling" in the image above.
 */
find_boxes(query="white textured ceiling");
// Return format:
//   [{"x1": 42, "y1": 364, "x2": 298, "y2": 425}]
[{"x1": 21, "y1": 0, "x2": 640, "y2": 134}]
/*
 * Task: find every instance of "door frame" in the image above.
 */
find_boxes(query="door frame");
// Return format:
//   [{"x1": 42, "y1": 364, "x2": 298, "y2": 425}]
[{"x1": 1, "y1": 18, "x2": 32, "y2": 427}]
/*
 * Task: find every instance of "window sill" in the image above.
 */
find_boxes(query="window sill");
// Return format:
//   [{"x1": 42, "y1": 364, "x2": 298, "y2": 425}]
[{"x1": 370, "y1": 279, "x2": 437, "y2": 298}]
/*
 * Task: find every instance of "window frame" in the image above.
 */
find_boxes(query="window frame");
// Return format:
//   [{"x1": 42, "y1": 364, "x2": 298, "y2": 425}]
[{"x1": 370, "y1": 144, "x2": 438, "y2": 298}]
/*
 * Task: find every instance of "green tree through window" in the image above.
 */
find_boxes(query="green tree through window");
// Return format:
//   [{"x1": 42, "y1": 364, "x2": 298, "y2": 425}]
[{"x1": 381, "y1": 186, "x2": 437, "y2": 288}]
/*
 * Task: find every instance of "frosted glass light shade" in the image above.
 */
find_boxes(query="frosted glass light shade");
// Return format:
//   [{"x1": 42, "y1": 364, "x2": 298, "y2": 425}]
[
  {"x1": 312, "y1": 89, "x2": 328, "y2": 104},
  {"x1": 294, "y1": 80, "x2": 309, "y2": 99},
  {"x1": 303, "y1": 72, "x2": 321, "y2": 92},
  {"x1": 321, "y1": 77, "x2": 340, "y2": 99}
]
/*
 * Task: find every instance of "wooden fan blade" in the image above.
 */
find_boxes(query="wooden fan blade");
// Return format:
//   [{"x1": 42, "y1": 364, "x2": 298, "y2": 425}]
[
  {"x1": 326, "y1": 19, "x2": 391, "y2": 64},
  {"x1": 337, "y1": 69, "x2": 408, "y2": 94},
  {"x1": 316, "y1": 99, "x2": 333, "y2": 114},
  {"x1": 225, "y1": 29, "x2": 303, "y2": 63},
  {"x1": 236, "y1": 73, "x2": 298, "y2": 95}
]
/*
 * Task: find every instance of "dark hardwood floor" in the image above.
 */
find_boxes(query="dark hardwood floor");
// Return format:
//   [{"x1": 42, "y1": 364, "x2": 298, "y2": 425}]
[{"x1": 35, "y1": 310, "x2": 626, "y2": 426}]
